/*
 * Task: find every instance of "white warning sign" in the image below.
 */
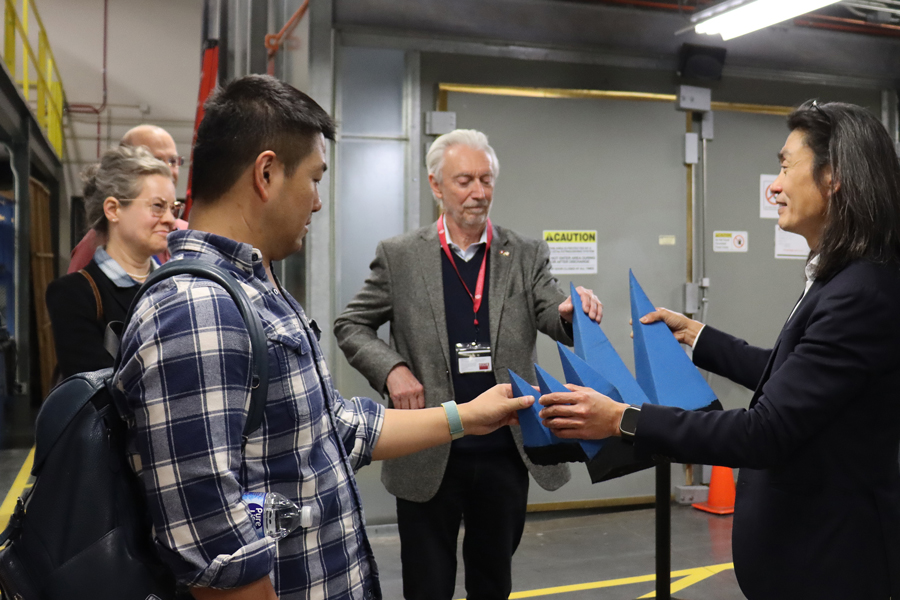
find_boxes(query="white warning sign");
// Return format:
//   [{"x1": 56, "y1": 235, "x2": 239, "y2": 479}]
[
  {"x1": 713, "y1": 230, "x2": 748, "y2": 253},
  {"x1": 775, "y1": 225, "x2": 810, "y2": 259},
  {"x1": 760, "y1": 174, "x2": 779, "y2": 219},
  {"x1": 543, "y1": 230, "x2": 598, "y2": 274}
]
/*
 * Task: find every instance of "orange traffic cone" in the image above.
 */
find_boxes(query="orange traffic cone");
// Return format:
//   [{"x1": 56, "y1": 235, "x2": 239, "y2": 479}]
[{"x1": 692, "y1": 466, "x2": 735, "y2": 515}]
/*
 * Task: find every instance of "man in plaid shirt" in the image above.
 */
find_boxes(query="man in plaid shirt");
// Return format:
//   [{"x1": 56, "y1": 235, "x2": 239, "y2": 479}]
[{"x1": 114, "y1": 75, "x2": 532, "y2": 600}]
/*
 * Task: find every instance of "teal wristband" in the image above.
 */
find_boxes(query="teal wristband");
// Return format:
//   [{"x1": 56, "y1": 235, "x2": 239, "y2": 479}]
[{"x1": 441, "y1": 401, "x2": 465, "y2": 440}]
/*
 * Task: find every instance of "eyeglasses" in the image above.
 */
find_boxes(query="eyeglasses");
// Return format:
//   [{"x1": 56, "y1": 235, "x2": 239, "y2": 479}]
[
  {"x1": 810, "y1": 100, "x2": 831, "y2": 124},
  {"x1": 162, "y1": 156, "x2": 185, "y2": 168},
  {"x1": 120, "y1": 197, "x2": 185, "y2": 220}
]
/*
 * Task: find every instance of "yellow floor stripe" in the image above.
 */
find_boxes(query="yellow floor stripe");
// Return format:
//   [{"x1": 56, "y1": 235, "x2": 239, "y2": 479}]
[
  {"x1": 0, "y1": 447, "x2": 35, "y2": 528},
  {"x1": 638, "y1": 563, "x2": 735, "y2": 599},
  {"x1": 453, "y1": 562, "x2": 735, "y2": 600}
]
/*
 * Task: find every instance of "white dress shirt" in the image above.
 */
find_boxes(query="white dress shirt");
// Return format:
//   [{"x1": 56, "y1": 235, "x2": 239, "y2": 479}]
[{"x1": 442, "y1": 215, "x2": 488, "y2": 262}]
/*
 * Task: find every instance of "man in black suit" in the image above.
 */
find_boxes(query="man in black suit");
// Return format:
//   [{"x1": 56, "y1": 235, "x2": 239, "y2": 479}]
[{"x1": 540, "y1": 101, "x2": 900, "y2": 600}]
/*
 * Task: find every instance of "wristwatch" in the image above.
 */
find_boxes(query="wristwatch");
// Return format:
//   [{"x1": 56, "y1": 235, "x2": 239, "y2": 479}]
[
  {"x1": 618, "y1": 405, "x2": 641, "y2": 441},
  {"x1": 442, "y1": 401, "x2": 465, "y2": 440}
]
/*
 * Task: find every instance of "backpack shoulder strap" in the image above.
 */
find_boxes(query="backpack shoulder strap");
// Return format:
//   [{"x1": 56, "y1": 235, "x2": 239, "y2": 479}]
[
  {"x1": 78, "y1": 268, "x2": 104, "y2": 322},
  {"x1": 113, "y1": 259, "x2": 269, "y2": 440}
]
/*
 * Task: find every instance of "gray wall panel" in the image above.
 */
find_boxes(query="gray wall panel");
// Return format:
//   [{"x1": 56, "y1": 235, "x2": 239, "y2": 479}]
[
  {"x1": 446, "y1": 91, "x2": 688, "y2": 504},
  {"x1": 332, "y1": 46, "x2": 411, "y2": 525}
]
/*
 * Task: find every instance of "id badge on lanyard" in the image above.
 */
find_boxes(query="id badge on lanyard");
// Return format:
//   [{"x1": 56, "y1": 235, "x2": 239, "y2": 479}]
[{"x1": 456, "y1": 342, "x2": 492, "y2": 374}]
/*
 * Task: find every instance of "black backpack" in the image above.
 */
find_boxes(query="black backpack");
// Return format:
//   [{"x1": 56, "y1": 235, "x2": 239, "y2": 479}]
[{"x1": 0, "y1": 260, "x2": 269, "y2": 600}]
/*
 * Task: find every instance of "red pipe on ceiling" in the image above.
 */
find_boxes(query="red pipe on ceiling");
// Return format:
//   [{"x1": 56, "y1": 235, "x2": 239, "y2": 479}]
[
  {"x1": 584, "y1": 0, "x2": 696, "y2": 11},
  {"x1": 575, "y1": 0, "x2": 718, "y2": 11},
  {"x1": 796, "y1": 13, "x2": 900, "y2": 37}
]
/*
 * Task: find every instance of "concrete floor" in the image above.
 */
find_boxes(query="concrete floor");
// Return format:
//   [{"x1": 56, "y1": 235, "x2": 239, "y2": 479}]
[
  {"x1": 0, "y1": 446, "x2": 746, "y2": 599},
  {"x1": 0, "y1": 448, "x2": 28, "y2": 495},
  {"x1": 369, "y1": 504, "x2": 745, "y2": 599}
]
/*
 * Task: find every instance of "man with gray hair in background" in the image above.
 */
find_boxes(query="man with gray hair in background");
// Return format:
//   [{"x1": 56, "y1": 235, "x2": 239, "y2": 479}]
[{"x1": 334, "y1": 129, "x2": 603, "y2": 600}]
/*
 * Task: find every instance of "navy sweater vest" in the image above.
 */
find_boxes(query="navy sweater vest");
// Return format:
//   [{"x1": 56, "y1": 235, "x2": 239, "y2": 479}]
[{"x1": 441, "y1": 245, "x2": 515, "y2": 452}]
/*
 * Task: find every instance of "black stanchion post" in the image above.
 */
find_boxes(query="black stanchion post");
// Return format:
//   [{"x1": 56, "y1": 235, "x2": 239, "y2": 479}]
[{"x1": 656, "y1": 460, "x2": 671, "y2": 600}]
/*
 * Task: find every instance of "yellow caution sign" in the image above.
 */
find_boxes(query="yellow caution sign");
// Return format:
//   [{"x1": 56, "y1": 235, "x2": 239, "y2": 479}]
[
  {"x1": 543, "y1": 231, "x2": 597, "y2": 243},
  {"x1": 542, "y1": 230, "x2": 598, "y2": 275}
]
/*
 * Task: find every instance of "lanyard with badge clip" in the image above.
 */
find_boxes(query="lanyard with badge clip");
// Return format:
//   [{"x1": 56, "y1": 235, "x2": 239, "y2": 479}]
[
  {"x1": 438, "y1": 216, "x2": 494, "y2": 376},
  {"x1": 437, "y1": 216, "x2": 493, "y2": 328}
]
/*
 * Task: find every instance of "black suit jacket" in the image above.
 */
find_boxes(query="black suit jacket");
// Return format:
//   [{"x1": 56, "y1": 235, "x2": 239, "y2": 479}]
[
  {"x1": 636, "y1": 260, "x2": 900, "y2": 600},
  {"x1": 46, "y1": 260, "x2": 139, "y2": 379}
]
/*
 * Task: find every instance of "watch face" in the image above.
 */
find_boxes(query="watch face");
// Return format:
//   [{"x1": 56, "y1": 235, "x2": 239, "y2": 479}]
[{"x1": 619, "y1": 406, "x2": 641, "y2": 438}]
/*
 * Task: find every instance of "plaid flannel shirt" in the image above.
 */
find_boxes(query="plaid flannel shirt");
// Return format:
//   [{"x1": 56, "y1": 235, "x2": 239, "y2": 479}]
[{"x1": 114, "y1": 230, "x2": 385, "y2": 599}]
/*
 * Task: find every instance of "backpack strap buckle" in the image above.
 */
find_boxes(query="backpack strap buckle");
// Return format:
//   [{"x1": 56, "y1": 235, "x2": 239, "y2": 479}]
[{"x1": 0, "y1": 495, "x2": 28, "y2": 548}]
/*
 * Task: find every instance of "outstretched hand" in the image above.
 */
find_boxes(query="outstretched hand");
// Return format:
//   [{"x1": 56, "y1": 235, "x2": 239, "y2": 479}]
[
  {"x1": 636, "y1": 307, "x2": 704, "y2": 347},
  {"x1": 539, "y1": 384, "x2": 626, "y2": 440},
  {"x1": 559, "y1": 286, "x2": 603, "y2": 324},
  {"x1": 458, "y1": 384, "x2": 533, "y2": 436}
]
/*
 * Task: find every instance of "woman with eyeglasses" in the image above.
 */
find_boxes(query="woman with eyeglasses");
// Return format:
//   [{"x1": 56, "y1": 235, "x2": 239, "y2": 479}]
[
  {"x1": 541, "y1": 101, "x2": 900, "y2": 600},
  {"x1": 46, "y1": 145, "x2": 177, "y2": 379}
]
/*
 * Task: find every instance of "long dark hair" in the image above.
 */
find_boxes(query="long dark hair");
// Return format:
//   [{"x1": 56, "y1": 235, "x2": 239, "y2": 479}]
[{"x1": 788, "y1": 101, "x2": 900, "y2": 281}]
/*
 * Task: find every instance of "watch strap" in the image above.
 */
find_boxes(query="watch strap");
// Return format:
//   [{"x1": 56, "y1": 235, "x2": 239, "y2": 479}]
[{"x1": 442, "y1": 401, "x2": 465, "y2": 440}]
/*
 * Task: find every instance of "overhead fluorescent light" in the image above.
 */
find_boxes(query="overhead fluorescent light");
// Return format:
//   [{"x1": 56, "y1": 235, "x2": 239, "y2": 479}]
[{"x1": 692, "y1": 0, "x2": 842, "y2": 40}]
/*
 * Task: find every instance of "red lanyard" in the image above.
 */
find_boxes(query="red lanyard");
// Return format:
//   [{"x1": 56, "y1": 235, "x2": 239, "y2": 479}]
[{"x1": 437, "y1": 216, "x2": 493, "y2": 327}]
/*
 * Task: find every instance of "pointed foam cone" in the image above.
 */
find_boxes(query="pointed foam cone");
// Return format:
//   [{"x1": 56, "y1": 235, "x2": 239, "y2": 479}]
[
  {"x1": 567, "y1": 284, "x2": 650, "y2": 406},
  {"x1": 629, "y1": 270, "x2": 717, "y2": 410},
  {"x1": 692, "y1": 466, "x2": 735, "y2": 515},
  {"x1": 559, "y1": 344, "x2": 622, "y2": 402},
  {"x1": 570, "y1": 282, "x2": 602, "y2": 361},
  {"x1": 535, "y1": 365, "x2": 604, "y2": 460},
  {"x1": 508, "y1": 369, "x2": 553, "y2": 449},
  {"x1": 556, "y1": 345, "x2": 658, "y2": 482}
]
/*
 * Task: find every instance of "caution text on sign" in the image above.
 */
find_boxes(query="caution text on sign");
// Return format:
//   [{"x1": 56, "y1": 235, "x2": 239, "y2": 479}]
[
  {"x1": 713, "y1": 230, "x2": 748, "y2": 253},
  {"x1": 543, "y1": 230, "x2": 598, "y2": 274}
]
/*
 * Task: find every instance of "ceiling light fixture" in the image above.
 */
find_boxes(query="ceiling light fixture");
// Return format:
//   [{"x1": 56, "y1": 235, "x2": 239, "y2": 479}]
[{"x1": 691, "y1": 0, "x2": 842, "y2": 40}]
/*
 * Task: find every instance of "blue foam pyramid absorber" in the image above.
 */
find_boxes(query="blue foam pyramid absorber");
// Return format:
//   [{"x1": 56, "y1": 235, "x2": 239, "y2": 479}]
[
  {"x1": 557, "y1": 331, "x2": 657, "y2": 483},
  {"x1": 508, "y1": 369, "x2": 554, "y2": 448},
  {"x1": 558, "y1": 344, "x2": 624, "y2": 404},
  {"x1": 569, "y1": 284, "x2": 657, "y2": 406},
  {"x1": 629, "y1": 270, "x2": 717, "y2": 410},
  {"x1": 509, "y1": 368, "x2": 589, "y2": 465},
  {"x1": 570, "y1": 282, "x2": 605, "y2": 362},
  {"x1": 534, "y1": 365, "x2": 604, "y2": 460}
]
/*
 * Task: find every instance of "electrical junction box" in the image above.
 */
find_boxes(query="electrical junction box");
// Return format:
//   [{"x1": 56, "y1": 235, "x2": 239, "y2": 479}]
[
  {"x1": 685, "y1": 132, "x2": 699, "y2": 165},
  {"x1": 676, "y1": 85, "x2": 711, "y2": 112},
  {"x1": 684, "y1": 282, "x2": 701, "y2": 315},
  {"x1": 425, "y1": 111, "x2": 457, "y2": 135}
]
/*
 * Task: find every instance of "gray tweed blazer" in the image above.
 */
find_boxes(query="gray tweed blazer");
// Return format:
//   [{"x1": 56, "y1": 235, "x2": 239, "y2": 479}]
[{"x1": 334, "y1": 221, "x2": 572, "y2": 502}]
